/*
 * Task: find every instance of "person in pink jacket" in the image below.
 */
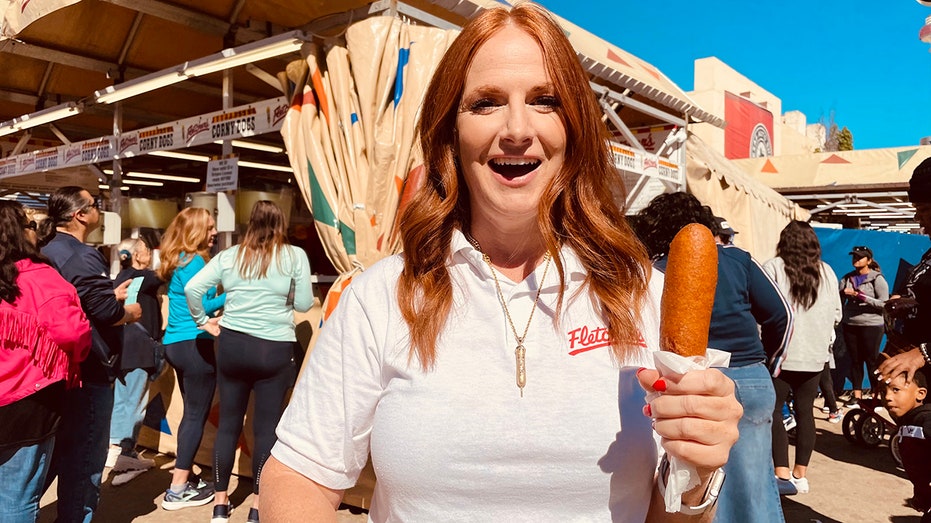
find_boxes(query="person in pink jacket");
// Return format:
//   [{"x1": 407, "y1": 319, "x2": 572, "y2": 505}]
[{"x1": 0, "y1": 200, "x2": 91, "y2": 523}]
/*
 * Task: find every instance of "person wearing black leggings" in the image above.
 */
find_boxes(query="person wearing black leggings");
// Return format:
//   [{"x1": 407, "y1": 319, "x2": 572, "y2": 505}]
[
  {"x1": 772, "y1": 371, "x2": 821, "y2": 484},
  {"x1": 157, "y1": 208, "x2": 224, "y2": 511},
  {"x1": 213, "y1": 329, "x2": 296, "y2": 493},
  {"x1": 839, "y1": 246, "x2": 888, "y2": 405},
  {"x1": 164, "y1": 338, "x2": 216, "y2": 473},
  {"x1": 763, "y1": 221, "x2": 843, "y2": 495},
  {"x1": 186, "y1": 200, "x2": 312, "y2": 523}
]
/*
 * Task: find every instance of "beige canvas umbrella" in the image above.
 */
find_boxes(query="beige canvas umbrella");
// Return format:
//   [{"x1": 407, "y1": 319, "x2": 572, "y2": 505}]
[
  {"x1": 281, "y1": 16, "x2": 455, "y2": 321},
  {"x1": 1, "y1": 0, "x2": 78, "y2": 39},
  {"x1": 372, "y1": 24, "x2": 458, "y2": 254}
]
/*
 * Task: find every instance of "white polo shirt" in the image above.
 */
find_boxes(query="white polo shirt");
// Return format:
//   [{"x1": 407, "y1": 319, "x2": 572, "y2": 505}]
[{"x1": 273, "y1": 230, "x2": 664, "y2": 522}]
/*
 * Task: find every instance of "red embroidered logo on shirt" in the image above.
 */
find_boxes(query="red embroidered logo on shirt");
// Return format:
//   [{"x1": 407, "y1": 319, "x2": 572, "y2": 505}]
[{"x1": 567, "y1": 326, "x2": 647, "y2": 355}]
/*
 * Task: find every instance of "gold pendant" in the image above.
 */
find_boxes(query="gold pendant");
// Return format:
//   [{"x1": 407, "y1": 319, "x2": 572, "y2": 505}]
[{"x1": 515, "y1": 344, "x2": 526, "y2": 397}]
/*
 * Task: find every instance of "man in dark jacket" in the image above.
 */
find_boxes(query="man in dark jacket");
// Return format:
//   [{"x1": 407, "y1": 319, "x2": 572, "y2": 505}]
[{"x1": 40, "y1": 186, "x2": 141, "y2": 523}]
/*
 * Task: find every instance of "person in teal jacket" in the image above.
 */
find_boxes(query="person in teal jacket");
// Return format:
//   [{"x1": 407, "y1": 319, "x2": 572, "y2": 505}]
[
  {"x1": 186, "y1": 200, "x2": 312, "y2": 523},
  {"x1": 156, "y1": 207, "x2": 225, "y2": 511}
]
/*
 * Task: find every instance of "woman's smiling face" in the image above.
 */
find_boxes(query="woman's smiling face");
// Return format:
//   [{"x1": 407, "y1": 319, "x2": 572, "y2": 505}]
[{"x1": 455, "y1": 25, "x2": 566, "y2": 228}]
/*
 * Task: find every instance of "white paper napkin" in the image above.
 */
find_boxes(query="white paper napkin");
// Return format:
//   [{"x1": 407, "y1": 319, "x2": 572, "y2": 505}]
[{"x1": 647, "y1": 348, "x2": 731, "y2": 512}]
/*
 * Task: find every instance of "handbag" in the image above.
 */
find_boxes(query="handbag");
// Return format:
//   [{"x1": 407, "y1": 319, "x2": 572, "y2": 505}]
[{"x1": 123, "y1": 321, "x2": 165, "y2": 378}]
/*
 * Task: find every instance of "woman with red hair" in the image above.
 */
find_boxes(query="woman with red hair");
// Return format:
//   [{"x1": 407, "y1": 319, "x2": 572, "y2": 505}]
[{"x1": 263, "y1": 3, "x2": 741, "y2": 521}]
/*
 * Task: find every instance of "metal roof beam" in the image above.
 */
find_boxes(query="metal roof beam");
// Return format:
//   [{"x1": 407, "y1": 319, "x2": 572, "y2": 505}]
[
  {"x1": 0, "y1": 89, "x2": 42, "y2": 106},
  {"x1": 118, "y1": 12, "x2": 145, "y2": 67},
  {"x1": 245, "y1": 64, "x2": 285, "y2": 92},
  {"x1": 598, "y1": 98, "x2": 643, "y2": 153},
  {"x1": 2, "y1": 39, "x2": 115, "y2": 75},
  {"x1": 99, "y1": 0, "x2": 230, "y2": 37},
  {"x1": 810, "y1": 195, "x2": 914, "y2": 216},
  {"x1": 590, "y1": 82, "x2": 687, "y2": 128},
  {"x1": 0, "y1": 40, "x2": 264, "y2": 102},
  {"x1": 785, "y1": 191, "x2": 909, "y2": 200},
  {"x1": 98, "y1": 0, "x2": 269, "y2": 43}
]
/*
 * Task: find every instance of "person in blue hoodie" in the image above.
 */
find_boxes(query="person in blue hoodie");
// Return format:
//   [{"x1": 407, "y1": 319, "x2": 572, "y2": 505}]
[
  {"x1": 156, "y1": 207, "x2": 225, "y2": 511},
  {"x1": 634, "y1": 192, "x2": 793, "y2": 521}
]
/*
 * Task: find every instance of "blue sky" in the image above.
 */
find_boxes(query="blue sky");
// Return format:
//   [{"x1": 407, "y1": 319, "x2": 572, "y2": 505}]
[{"x1": 537, "y1": 0, "x2": 931, "y2": 151}]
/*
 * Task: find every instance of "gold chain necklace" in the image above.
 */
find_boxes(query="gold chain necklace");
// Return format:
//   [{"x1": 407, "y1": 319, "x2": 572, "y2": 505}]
[{"x1": 465, "y1": 231, "x2": 552, "y2": 397}]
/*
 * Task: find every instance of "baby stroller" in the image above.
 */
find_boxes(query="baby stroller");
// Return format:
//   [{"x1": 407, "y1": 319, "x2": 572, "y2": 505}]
[{"x1": 841, "y1": 396, "x2": 902, "y2": 466}]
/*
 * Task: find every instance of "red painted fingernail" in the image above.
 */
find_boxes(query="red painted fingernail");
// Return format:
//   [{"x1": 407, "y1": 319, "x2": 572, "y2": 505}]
[
  {"x1": 642, "y1": 404, "x2": 652, "y2": 417},
  {"x1": 652, "y1": 379, "x2": 667, "y2": 392},
  {"x1": 637, "y1": 367, "x2": 647, "y2": 376}
]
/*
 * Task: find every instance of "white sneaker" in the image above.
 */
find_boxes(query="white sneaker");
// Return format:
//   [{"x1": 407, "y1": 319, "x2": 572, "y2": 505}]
[
  {"x1": 105, "y1": 446, "x2": 121, "y2": 468},
  {"x1": 112, "y1": 451, "x2": 155, "y2": 473},
  {"x1": 790, "y1": 475, "x2": 809, "y2": 494},
  {"x1": 821, "y1": 405, "x2": 830, "y2": 413}
]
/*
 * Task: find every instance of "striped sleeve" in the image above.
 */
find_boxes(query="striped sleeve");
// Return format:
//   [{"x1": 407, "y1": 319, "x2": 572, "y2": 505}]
[{"x1": 752, "y1": 257, "x2": 793, "y2": 376}]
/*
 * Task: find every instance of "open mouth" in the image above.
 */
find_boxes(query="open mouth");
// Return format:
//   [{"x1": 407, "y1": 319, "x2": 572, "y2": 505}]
[{"x1": 489, "y1": 158, "x2": 540, "y2": 179}]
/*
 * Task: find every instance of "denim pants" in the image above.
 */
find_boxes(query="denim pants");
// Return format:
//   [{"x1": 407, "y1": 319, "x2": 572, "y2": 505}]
[
  {"x1": 714, "y1": 363, "x2": 785, "y2": 523},
  {"x1": 47, "y1": 382, "x2": 113, "y2": 523},
  {"x1": 110, "y1": 368, "x2": 149, "y2": 450},
  {"x1": 0, "y1": 437, "x2": 54, "y2": 523}
]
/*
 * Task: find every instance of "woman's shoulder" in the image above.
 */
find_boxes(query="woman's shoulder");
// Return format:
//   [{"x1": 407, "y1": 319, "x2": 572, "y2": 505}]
[
  {"x1": 16, "y1": 260, "x2": 75, "y2": 296},
  {"x1": 283, "y1": 244, "x2": 309, "y2": 261},
  {"x1": 761, "y1": 256, "x2": 783, "y2": 269},
  {"x1": 344, "y1": 254, "x2": 404, "y2": 295}
]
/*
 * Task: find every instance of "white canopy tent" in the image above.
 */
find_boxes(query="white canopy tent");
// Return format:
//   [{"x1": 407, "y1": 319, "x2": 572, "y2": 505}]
[{"x1": 686, "y1": 134, "x2": 810, "y2": 260}]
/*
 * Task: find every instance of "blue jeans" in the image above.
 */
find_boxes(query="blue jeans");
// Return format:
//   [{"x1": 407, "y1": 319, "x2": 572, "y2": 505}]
[
  {"x1": 47, "y1": 382, "x2": 113, "y2": 523},
  {"x1": 110, "y1": 368, "x2": 149, "y2": 449},
  {"x1": 714, "y1": 363, "x2": 785, "y2": 523},
  {"x1": 0, "y1": 437, "x2": 54, "y2": 523}
]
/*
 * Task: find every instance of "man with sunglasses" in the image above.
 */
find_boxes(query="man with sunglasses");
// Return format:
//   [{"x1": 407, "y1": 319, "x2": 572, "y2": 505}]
[{"x1": 39, "y1": 186, "x2": 141, "y2": 523}]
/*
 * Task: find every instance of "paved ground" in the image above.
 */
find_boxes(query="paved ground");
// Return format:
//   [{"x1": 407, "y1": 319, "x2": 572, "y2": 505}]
[{"x1": 39, "y1": 397, "x2": 922, "y2": 522}]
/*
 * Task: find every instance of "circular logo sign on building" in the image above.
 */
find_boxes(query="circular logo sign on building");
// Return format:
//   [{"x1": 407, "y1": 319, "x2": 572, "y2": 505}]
[{"x1": 750, "y1": 123, "x2": 773, "y2": 158}]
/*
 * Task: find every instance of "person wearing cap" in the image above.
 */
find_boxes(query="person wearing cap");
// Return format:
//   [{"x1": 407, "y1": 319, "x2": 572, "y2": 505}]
[
  {"x1": 878, "y1": 157, "x2": 931, "y2": 386},
  {"x1": 713, "y1": 216, "x2": 738, "y2": 245},
  {"x1": 839, "y1": 245, "x2": 888, "y2": 406}
]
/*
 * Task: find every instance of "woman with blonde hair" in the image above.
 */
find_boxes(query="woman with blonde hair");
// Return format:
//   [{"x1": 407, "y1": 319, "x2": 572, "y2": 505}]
[
  {"x1": 157, "y1": 207, "x2": 225, "y2": 510},
  {"x1": 186, "y1": 200, "x2": 311, "y2": 523},
  {"x1": 262, "y1": 3, "x2": 741, "y2": 521}
]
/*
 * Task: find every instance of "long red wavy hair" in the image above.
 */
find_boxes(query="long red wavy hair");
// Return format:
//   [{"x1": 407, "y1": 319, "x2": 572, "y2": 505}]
[{"x1": 398, "y1": 2, "x2": 651, "y2": 370}]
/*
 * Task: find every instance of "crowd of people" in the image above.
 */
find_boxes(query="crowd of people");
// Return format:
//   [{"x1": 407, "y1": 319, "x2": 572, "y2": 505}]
[
  {"x1": 0, "y1": 189, "x2": 312, "y2": 523},
  {"x1": 1, "y1": 2, "x2": 930, "y2": 523}
]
